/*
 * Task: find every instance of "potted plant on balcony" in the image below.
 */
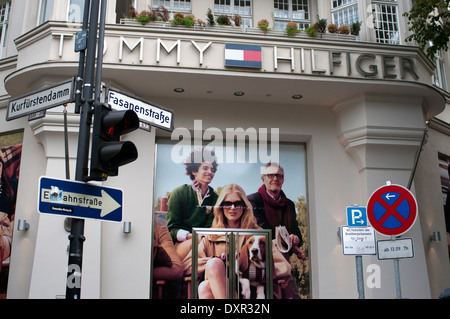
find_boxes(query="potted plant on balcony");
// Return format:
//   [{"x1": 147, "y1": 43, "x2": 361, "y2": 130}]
[
  {"x1": 257, "y1": 19, "x2": 270, "y2": 33},
  {"x1": 315, "y1": 15, "x2": 327, "y2": 34},
  {"x1": 233, "y1": 14, "x2": 242, "y2": 27},
  {"x1": 217, "y1": 14, "x2": 231, "y2": 26},
  {"x1": 285, "y1": 21, "x2": 298, "y2": 37},
  {"x1": 350, "y1": 21, "x2": 361, "y2": 36},
  {"x1": 306, "y1": 25, "x2": 317, "y2": 37},
  {"x1": 206, "y1": 8, "x2": 215, "y2": 26},
  {"x1": 327, "y1": 23, "x2": 338, "y2": 33},
  {"x1": 338, "y1": 24, "x2": 350, "y2": 35},
  {"x1": 172, "y1": 12, "x2": 196, "y2": 27},
  {"x1": 135, "y1": 9, "x2": 152, "y2": 25},
  {"x1": 123, "y1": 5, "x2": 169, "y2": 26}
]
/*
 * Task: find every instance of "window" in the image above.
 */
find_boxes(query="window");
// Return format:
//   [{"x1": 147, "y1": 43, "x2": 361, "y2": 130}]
[
  {"x1": 38, "y1": 0, "x2": 53, "y2": 25},
  {"x1": 214, "y1": 0, "x2": 252, "y2": 27},
  {"x1": 116, "y1": 0, "x2": 136, "y2": 23},
  {"x1": 153, "y1": 0, "x2": 191, "y2": 12},
  {"x1": 331, "y1": 0, "x2": 358, "y2": 27},
  {"x1": 434, "y1": 50, "x2": 447, "y2": 90},
  {"x1": 68, "y1": 0, "x2": 85, "y2": 23},
  {"x1": 274, "y1": 0, "x2": 310, "y2": 30},
  {"x1": 0, "y1": 1, "x2": 9, "y2": 54},
  {"x1": 372, "y1": 0, "x2": 400, "y2": 44},
  {"x1": 152, "y1": 137, "x2": 310, "y2": 299}
]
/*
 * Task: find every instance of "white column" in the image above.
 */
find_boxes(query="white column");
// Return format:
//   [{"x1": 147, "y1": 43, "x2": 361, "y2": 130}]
[
  {"x1": 27, "y1": 104, "x2": 101, "y2": 299},
  {"x1": 333, "y1": 93, "x2": 432, "y2": 299}
]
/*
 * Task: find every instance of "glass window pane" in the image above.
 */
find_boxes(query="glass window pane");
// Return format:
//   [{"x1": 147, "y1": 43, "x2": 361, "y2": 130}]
[{"x1": 68, "y1": 0, "x2": 85, "y2": 23}]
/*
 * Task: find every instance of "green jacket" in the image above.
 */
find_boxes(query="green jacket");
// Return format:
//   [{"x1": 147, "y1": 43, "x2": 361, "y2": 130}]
[{"x1": 166, "y1": 184, "x2": 218, "y2": 242}]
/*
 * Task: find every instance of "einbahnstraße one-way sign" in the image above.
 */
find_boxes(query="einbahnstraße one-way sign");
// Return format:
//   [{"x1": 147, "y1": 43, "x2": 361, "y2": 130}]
[{"x1": 38, "y1": 176, "x2": 123, "y2": 222}]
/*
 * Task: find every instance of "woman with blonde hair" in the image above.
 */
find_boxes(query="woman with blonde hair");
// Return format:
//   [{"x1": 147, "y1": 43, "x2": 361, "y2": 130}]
[
  {"x1": 183, "y1": 183, "x2": 259, "y2": 298},
  {"x1": 211, "y1": 184, "x2": 259, "y2": 230},
  {"x1": 183, "y1": 183, "x2": 297, "y2": 299}
]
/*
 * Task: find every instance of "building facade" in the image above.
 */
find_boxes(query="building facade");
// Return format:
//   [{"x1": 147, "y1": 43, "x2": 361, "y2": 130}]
[{"x1": 0, "y1": 0, "x2": 449, "y2": 299}]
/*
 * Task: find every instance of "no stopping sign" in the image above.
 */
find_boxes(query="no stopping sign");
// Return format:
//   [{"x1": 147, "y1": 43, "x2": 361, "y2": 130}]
[{"x1": 367, "y1": 184, "x2": 417, "y2": 236}]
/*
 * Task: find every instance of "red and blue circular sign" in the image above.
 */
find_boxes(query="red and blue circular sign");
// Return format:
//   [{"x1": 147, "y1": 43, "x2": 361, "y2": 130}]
[{"x1": 367, "y1": 184, "x2": 417, "y2": 236}]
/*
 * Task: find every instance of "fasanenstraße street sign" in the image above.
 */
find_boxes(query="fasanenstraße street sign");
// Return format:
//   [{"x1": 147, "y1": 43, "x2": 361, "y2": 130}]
[
  {"x1": 38, "y1": 176, "x2": 123, "y2": 222},
  {"x1": 6, "y1": 78, "x2": 75, "y2": 121}
]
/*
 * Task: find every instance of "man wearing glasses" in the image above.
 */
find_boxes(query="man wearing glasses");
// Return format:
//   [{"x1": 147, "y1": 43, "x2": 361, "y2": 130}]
[
  {"x1": 248, "y1": 162, "x2": 305, "y2": 299},
  {"x1": 248, "y1": 162, "x2": 303, "y2": 253}
]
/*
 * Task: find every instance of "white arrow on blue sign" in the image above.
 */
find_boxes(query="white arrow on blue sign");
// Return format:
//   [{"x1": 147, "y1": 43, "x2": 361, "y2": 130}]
[
  {"x1": 346, "y1": 206, "x2": 367, "y2": 227},
  {"x1": 38, "y1": 176, "x2": 123, "y2": 222}
]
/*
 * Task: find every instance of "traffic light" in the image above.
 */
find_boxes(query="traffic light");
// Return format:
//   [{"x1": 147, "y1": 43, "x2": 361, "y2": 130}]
[{"x1": 89, "y1": 102, "x2": 139, "y2": 181}]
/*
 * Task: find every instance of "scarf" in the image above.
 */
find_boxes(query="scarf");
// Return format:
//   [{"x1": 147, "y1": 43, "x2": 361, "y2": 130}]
[{"x1": 258, "y1": 184, "x2": 293, "y2": 232}]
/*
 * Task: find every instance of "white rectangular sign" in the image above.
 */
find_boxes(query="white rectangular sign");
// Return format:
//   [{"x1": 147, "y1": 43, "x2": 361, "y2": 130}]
[
  {"x1": 377, "y1": 238, "x2": 414, "y2": 260},
  {"x1": 6, "y1": 78, "x2": 74, "y2": 121},
  {"x1": 341, "y1": 226, "x2": 376, "y2": 255},
  {"x1": 107, "y1": 88, "x2": 174, "y2": 132}
]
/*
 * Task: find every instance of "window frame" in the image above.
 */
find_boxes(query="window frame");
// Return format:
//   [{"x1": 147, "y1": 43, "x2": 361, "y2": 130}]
[
  {"x1": 67, "y1": 0, "x2": 85, "y2": 24},
  {"x1": 152, "y1": 0, "x2": 192, "y2": 13},
  {"x1": 0, "y1": 1, "x2": 9, "y2": 58},
  {"x1": 331, "y1": 0, "x2": 359, "y2": 27},
  {"x1": 434, "y1": 50, "x2": 447, "y2": 90},
  {"x1": 38, "y1": 0, "x2": 53, "y2": 25},
  {"x1": 214, "y1": 0, "x2": 253, "y2": 27},
  {"x1": 273, "y1": 0, "x2": 310, "y2": 30},
  {"x1": 371, "y1": 0, "x2": 400, "y2": 45}
]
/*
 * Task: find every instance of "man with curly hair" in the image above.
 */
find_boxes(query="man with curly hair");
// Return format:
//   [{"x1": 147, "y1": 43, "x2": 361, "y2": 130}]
[{"x1": 166, "y1": 147, "x2": 219, "y2": 260}]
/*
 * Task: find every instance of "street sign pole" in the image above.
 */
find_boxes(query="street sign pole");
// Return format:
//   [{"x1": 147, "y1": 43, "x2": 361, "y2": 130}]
[
  {"x1": 345, "y1": 204, "x2": 369, "y2": 299},
  {"x1": 73, "y1": 0, "x2": 90, "y2": 114},
  {"x1": 354, "y1": 205, "x2": 365, "y2": 300},
  {"x1": 367, "y1": 180, "x2": 418, "y2": 299},
  {"x1": 355, "y1": 255, "x2": 365, "y2": 299},
  {"x1": 66, "y1": 0, "x2": 101, "y2": 300},
  {"x1": 392, "y1": 235, "x2": 402, "y2": 299}
]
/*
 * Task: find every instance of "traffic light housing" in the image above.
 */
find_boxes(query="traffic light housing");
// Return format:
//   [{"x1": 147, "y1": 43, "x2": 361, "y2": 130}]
[{"x1": 89, "y1": 102, "x2": 139, "y2": 181}]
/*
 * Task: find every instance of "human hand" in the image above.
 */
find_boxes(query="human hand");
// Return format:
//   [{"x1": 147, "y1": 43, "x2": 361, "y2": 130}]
[{"x1": 289, "y1": 234, "x2": 300, "y2": 246}]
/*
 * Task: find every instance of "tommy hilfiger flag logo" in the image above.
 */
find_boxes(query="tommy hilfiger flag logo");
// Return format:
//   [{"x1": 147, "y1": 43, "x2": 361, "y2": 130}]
[{"x1": 225, "y1": 43, "x2": 262, "y2": 68}]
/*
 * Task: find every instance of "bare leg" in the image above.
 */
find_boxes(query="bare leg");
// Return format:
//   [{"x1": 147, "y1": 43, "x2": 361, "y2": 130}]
[
  {"x1": 198, "y1": 280, "x2": 214, "y2": 299},
  {"x1": 204, "y1": 258, "x2": 226, "y2": 299}
]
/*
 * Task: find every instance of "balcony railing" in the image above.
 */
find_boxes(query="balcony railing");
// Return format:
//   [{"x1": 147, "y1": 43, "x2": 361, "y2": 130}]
[{"x1": 120, "y1": 18, "x2": 359, "y2": 42}]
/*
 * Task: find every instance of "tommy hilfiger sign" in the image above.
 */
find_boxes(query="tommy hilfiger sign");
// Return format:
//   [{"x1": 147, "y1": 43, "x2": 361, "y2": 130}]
[{"x1": 53, "y1": 34, "x2": 421, "y2": 81}]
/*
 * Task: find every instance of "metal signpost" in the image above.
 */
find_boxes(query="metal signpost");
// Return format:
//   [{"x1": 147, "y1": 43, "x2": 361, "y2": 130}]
[
  {"x1": 342, "y1": 206, "x2": 375, "y2": 299},
  {"x1": 6, "y1": 0, "x2": 153, "y2": 299},
  {"x1": 64, "y1": 0, "x2": 101, "y2": 300},
  {"x1": 367, "y1": 182, "x2": 418, "y2": 299}
]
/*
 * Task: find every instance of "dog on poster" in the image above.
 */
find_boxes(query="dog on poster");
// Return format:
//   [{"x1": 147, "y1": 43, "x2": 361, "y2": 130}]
[{"x1": 238, "y1": 235, "x2": 266, "y2": 299}]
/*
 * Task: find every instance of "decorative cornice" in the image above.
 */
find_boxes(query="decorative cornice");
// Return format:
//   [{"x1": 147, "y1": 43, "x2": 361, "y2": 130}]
[
  {"x1": 29, "y1": 107, "x2": 81, "y2": 159},
  {"x1": 429, "y1": 117, "x2": 450, "y2": 136}
]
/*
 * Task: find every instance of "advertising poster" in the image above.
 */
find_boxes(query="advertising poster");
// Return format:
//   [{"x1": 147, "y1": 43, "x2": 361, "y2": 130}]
[
  {"x1": 151, "y1": 134, "x2": 310, "y2": 299},
  {"x1": 0, "y1": 130, "x2": 23, "y2": 298},
  {"x1": 438, "y1": 152, "x2": 450, "y2": 255}
]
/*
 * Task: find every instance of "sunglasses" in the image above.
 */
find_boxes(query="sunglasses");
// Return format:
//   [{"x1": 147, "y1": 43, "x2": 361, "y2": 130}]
[{"x1": 221, "y1": 200, "x2": 245, "y2": 209}]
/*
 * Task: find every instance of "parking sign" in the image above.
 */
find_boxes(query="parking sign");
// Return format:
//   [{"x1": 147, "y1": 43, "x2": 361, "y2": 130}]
[{"x1": 346, "y1": 206, "x2": 367, "y2": 226}]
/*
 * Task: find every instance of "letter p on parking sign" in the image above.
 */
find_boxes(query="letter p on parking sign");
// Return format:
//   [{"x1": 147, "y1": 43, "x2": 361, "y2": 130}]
[{"x1": 346, "y1": 206, "x2": 368, "y2": 226}]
